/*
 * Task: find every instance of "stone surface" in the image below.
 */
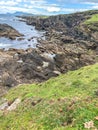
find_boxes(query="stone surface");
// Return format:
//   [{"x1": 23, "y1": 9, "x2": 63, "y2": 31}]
[
  {"x1": 0, "y1": 24, "x2": 23, "y2": 40},
  {"x1": 0, "y1": 102, "x2": 8, "y2": 110},
  {"x1": 7, "y1": 98, "x2": 21, "y2": 111}
]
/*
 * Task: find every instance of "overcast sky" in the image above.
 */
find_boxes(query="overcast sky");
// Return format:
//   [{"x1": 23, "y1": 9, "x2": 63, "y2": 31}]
[{"x1": 0, "y1": 0, "x2": 98, "y2": 15}]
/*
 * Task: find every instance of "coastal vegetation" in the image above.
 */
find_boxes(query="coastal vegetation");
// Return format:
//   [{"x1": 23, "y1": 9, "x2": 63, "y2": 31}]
[
  {"x1": 0, "y1": 10, "x2": 98, "y2": 130},
  {"x1": 0, "y1": 63, "x2": 98, "y2": 129},
  {"x1": 85, "y1": 14, "x2": 98, "y2": 24}
]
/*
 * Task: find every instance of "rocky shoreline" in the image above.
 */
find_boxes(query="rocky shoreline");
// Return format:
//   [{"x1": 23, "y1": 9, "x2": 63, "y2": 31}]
[
  {"x1": 1, "y1": 10, "x2": 98, "y2": 96},
  {"x1": 0, "y1": 43, "x2": 97, "y2": 96}
]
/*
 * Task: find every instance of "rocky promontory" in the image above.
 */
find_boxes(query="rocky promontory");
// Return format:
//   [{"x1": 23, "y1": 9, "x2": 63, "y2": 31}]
[
  {"x1": 0, "y1": 24, "x2": 23, "y2": 40},
  {"x1": 21, "y1": 10, "x2": 98, "y2": 53}
]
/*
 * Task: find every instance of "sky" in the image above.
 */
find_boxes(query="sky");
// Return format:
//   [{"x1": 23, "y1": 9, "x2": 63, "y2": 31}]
[{"x1": 0, "y1": 0, "x2": 98, "y2": 15}]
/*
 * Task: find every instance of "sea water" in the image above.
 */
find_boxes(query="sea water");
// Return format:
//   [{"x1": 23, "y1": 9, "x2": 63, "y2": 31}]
[{"x1": 0, "y1": 15, "x2": 44, "y2": 50}]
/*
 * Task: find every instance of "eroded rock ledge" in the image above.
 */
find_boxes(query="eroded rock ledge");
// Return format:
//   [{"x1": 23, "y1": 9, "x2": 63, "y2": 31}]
[
  {"x1": 0, "y1": 24, "x2": 23, "y2": 40},
  {"x1": 0, "y1": 45, "x2": 98, "y2": 97}
]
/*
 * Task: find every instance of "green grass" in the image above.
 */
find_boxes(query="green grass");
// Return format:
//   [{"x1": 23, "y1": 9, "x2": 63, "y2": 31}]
[
  {"x1": 0, "y1": 63, "x2": 98, "y2": 130},
  {"x1": 85, "y1": 14, "x2": 98, "y2": 24},
  {"x1": 37, "y1": 15, "x2": 49, "y2": 19}
]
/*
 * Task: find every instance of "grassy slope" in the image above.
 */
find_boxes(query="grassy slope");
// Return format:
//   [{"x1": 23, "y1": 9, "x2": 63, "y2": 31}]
[
  {"x1": 85, "y1": 14, "x2": 98, "y2": 24},
  {"x1": 0, "y1": 63, "x2": 98, "y2": 130}
]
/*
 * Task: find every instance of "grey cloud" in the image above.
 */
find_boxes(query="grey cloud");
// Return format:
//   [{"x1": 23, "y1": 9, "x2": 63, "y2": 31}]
[
  {"x1": 81, "y1": 0, "x2": 98, "y2": 3},
  {"x1": 57, "y1": 0, "x2": 98, "y2": 3}
]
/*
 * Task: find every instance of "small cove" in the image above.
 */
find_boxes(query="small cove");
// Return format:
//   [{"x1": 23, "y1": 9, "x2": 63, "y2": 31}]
[{"x1": 0, "y1": 15, "x2": 45, "y2": 50}]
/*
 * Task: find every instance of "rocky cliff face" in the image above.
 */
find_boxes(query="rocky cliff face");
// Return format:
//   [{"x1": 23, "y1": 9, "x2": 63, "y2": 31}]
[
  {"x1": 22, "y1": 10, "x2": 98, "y2": 42},
  {"x1": 0, "y1": 24, "x2": 23, "y2": 40},
  {"x1": 0, "y1": 45, "x2": 97, "y2": 97},
  {"x1": 19, "y1": 10, "x2": 98, "y2": 79}
]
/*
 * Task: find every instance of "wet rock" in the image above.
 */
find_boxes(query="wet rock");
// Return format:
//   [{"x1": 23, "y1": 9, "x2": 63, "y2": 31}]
[
  {"x1": 17, "y1": 37, "x2": 25, "y2": 41},
  {"x1": 28, "y1": 37, "x2": 34, "y2": 41}
]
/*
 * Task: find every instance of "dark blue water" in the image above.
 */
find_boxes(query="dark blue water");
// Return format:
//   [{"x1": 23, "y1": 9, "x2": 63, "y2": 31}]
[{"x1": 0, "y1": 15, "x2": 45, "y2": 49}]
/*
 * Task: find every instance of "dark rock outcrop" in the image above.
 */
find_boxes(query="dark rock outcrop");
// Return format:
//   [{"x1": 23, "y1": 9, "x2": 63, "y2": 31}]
[
  {"x1": 0, "y1": 49, "x2": 56, "y2": 96},
  {"x1": 22, "y1": 10, "x2": 98, "y2": 44},
  {"x1": 0, "y1": 24, "x2": 23, "y2": 40},
  {"x1": 0, "y1": 43, "x2": 97, "y2": 97},
  {"x1": 14, "y1": 10, "x2": 98, "y2": 82}
]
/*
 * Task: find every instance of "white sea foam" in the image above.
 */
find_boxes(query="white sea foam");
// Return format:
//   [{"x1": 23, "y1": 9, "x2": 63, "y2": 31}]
[{"x1": 0, "y1": 42, "x2": 11, "y2": 47}]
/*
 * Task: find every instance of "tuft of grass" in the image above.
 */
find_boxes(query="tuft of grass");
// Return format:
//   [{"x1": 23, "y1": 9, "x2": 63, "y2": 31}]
[
  {"x1": 0, "y1": 63, "x2": 98, "y2": 129},
  {"x1": 37, "y1": 15, "x2": 49, "y2": 19}
]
